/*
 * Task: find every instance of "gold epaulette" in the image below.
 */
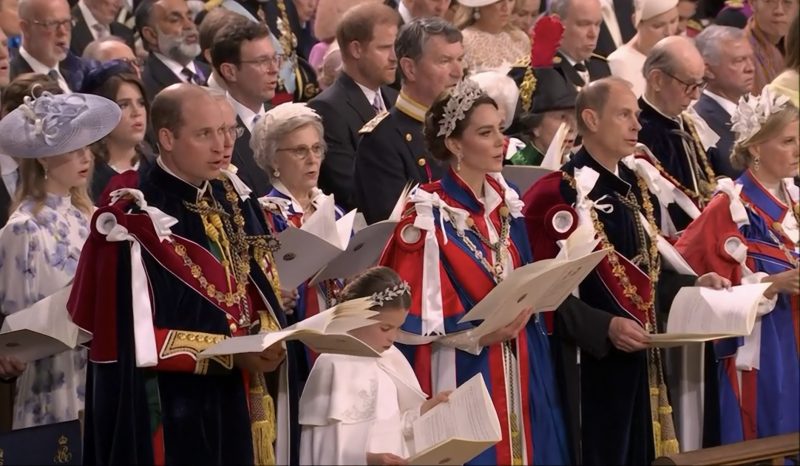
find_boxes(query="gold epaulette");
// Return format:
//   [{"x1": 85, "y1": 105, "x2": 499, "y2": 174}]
[
  {"x1": 359, "y1": 111, "x2": 390, "y2": 134},
  {"x1": 591, "y1": 53, "x2": 608, "y2": 61}
]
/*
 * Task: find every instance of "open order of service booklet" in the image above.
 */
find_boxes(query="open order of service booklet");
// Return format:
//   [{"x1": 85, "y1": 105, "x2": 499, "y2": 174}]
[
  {"x1": 269, "y1": 188, "x2": 409, "y2": 289},
  {"x1": 648, "y1": 282, "x2": 772, "y2": 348},
  {"x1": 0, "y1": 286, "x2": 90, "y2": 363},
  {"x1": 458, "y1": 233, "x2": 608, "y2": 338},
  {"x1": 406, "y1": 374, "x2": 501, "y2": 465},
  {"x1": 198, "y1": 297, "x2": 383, "y2": 359}
]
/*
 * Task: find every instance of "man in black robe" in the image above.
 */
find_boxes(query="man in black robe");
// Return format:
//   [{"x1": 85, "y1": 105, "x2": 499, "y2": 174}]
[
  {"x1": 638, "y1": 36, "x2": 719, "y2": 230},
  {"x1": 69, "y1": 84, "x2": 300, "y2": 465},
  {"x1": 523, "y1": 77, "x2": 729, "y2": 465}
]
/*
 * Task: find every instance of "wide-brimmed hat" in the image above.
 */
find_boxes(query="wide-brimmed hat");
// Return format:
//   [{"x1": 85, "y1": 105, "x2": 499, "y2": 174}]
[{"x1": 0, "y1": 92, "x2": 121, "y2": 159}]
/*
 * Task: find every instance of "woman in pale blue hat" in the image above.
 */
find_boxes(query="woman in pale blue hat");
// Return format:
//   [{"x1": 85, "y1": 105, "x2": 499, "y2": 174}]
[{"x1": 0, "y1": 89, "x2": 120, "y2": 429}]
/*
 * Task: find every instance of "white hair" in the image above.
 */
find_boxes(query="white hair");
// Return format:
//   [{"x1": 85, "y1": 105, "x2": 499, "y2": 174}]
[{"x1": 250, "y1": 103, "x2": 325, "y2": 178}]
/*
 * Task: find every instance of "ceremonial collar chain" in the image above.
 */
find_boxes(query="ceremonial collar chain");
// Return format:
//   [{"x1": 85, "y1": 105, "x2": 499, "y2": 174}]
[{"x1": 563, "y1": 170, "x2": 661, "y2": 326}]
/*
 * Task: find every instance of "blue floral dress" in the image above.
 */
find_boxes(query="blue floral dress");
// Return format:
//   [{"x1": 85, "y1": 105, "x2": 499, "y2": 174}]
[{"x1": 0, "y1": 194, "x2": 90, "y2": 429}]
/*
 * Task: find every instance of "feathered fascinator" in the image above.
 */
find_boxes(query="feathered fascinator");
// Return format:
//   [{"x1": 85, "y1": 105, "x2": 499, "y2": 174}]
[{"x1": 730, "y1": 87, "x2": 791, "y2": 144}]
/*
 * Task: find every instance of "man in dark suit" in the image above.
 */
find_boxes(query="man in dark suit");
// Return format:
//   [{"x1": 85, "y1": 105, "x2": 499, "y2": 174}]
[
  {"x1": 134, "y1": 0, "x2": 209, "y2": 101},
  {"x1": 308, "y1": 2, "x2": 400, "y2": 210},
  {"x1": 70, "y1": 0, "x2": 135, "y2": 56},
  {"x1": 595, "y1": 0, "x2": 636, "y2": 57},
  {"x1": 692, "y1": 24, "x2": 754, "y2": 178},
  {"x1": 355, "y1": 17, "x2": 460, "y2": 224},
  {"x1": 12, "y1": 0, "x2": 89, "y2": 91},
  {"x1": 210, "y1": 17, "x2": 276, "y2": 198},
  {"x1": 549, "y1": 0, "x2": 611, "y2": 91}
]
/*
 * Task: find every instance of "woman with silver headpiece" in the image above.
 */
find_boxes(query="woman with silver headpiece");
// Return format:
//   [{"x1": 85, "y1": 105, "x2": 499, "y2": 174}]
[
  {"x1": 251, "y1": 102, "x2": 346, "y2": 371},
  {"x1": 379, "y1": 79, "x2": 570, "y2": 465},
  {"x1": 0, "y1": 89, "x2": 121, "y2": 429},
  {"x1": 676, "y1": 87, "x2": 799, "y2": 444}
]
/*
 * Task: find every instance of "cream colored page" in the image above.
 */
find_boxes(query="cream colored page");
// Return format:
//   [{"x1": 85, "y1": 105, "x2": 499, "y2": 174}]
[
  {"x1": 412, "y1": 375, "x2": 500, "y2": 453},
  {"x1": 666, "y1": 283, "x2": 772, "y2": 335}
]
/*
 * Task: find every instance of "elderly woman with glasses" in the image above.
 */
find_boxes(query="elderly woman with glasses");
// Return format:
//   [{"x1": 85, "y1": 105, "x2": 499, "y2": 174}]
[{"x1": 251, "y1": 102, "x2": 345, "y2": 370}]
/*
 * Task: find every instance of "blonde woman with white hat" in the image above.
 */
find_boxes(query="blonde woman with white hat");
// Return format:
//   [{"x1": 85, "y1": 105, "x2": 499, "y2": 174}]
[
  {"x1": 453, "y1": 0, "x2": 531, "y2": 72},
  {"x1": 0, "y1": 88, "x2": 120, "y2": 429},
  {"x1": 607, "y1": 0, "x2": 680, "y2": 96}
]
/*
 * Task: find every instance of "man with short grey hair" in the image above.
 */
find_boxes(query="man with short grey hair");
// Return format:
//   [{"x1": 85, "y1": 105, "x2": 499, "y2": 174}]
[
  {"x1": 354, "y1": 16, "x2": 462, "y2": 224},
  {"x1": 692, "y1": 25, "x2": 755, "y2": 178},
  {"x1": 11, "y1": 0, "x2": 87, "y2": 91},
  {"x1": 638, "y1": 35, "x2": 718, "y2": 231},
  {"x1": 549, "y1": 0, "x2": 611, "y2": 91}
]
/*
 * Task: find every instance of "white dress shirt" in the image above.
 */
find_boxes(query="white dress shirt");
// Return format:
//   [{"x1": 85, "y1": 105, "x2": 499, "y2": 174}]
[
  {"x1": 355, "y1": 81, "x2": 385, "y2": 113},
  {"x1": 19, "y1": 47, "x2": 71, "y2": 93},
  {"x1": 228, "y1": 94, "x2": 265, "y2": 134},
  {"x1": 153, "y1": 52, "x2": 199, "y2": 83},
  {"x1": 702, "y1": 89, "x2": 738, "y2": 116}
]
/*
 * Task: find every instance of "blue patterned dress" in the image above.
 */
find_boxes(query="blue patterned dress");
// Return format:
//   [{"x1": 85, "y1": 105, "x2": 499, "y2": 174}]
[{"x1": 0, "y1": 194, "x2": 90, "y2": 429}]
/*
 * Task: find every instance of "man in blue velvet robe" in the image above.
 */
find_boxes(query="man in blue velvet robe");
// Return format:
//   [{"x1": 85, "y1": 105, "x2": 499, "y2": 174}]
[{"x1": 69, "y1": 84, "x2": 300, "y2": 465}]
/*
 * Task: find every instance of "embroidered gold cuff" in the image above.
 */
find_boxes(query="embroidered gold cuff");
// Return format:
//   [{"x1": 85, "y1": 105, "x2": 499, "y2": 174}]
[{"x1": 159, "y1": 330, "x2": 234, "y2": 373}]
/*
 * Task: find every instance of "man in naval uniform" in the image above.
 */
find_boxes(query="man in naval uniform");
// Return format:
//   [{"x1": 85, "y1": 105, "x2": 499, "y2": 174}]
[
  {"x1": 549, "y1": 0, "x2": 612, "y2": 91},
  {"x1": 354, "y1": 17, "x2": 462, "y2": 224}
]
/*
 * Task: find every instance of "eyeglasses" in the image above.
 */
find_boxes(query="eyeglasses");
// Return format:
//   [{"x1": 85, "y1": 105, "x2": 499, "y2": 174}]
[
  {"x1": 31, "y1": 19, "x2": 72, "y2": 32},
  {"x1": 239, "y1": 54, "x2": 285, "y2": 70},
  {"x1": 662, "y1": 70, "x2": 707, "y2": 95},
  {"x1": 275, "y1": 143, "x2": 325, "y2": 160}
]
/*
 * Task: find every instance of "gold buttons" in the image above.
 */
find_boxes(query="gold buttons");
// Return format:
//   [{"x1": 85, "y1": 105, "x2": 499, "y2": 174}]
[
  {"x1": 405, "y1": 133, "x2": 413, "y2": 142},
  {"x1": 417, "y1": 158, "x2": 426, "y2": 167}
]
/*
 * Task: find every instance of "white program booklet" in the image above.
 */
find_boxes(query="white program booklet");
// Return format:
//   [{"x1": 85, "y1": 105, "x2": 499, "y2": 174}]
[
  {"x1": 407, "y1": 374, "x2": 501, "y2": 465},
  {"x1": 649, "y1": 283, "x2": 772, "y2": 347},
  {"x1": 198, "y1": 297, "x2": 382, "y2": 359},
  {"x1": 272, "y1": 193, "x2": 399, "y2": 288},
  {"x1": 0, "y1": 286, "x2": 90, "y2": 362},
  {"x1": 458, "y1": 248, "x2": 608, "y2": 338}
]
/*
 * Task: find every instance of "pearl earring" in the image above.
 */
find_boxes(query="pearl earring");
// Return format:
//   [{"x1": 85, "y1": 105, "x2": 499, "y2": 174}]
[
  {"x1": 456, "y1": 154, "x2": 463, "y2": 172},
  {"x1": 273, "y1": 168, "x2": 280, "y2": 178},
  {"x1": 753, "y1": 155, "x2": 760, "y2": 171},
  {"x1": 473, "y1": 8, "x2": 480, "y2": 20}
]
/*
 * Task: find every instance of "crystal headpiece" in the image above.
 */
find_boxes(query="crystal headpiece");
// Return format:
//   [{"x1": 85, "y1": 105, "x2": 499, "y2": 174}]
[
  {"x1": 371, "y1": 281, "x2": 411, "y2": 308},
  {"x1": 437, "y1": 78, "x2": 485, "y2": 138},
  {"x1": 730, "y1": 87, "x2": 791, "y2": 145}
]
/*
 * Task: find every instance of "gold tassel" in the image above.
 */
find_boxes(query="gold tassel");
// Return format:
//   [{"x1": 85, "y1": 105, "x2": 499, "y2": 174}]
[{"x1": 249, "y1": 373, "x2": 277, "y2": 466}]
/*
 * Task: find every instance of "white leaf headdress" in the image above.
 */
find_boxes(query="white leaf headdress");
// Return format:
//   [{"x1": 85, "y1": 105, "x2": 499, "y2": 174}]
[
  {"x1": 437, "y1": 78, "x2": 485, "y2": 138},
  {"x1": 371, "y1": 281, "x2": 411, "y2": 308},
  {"x1": 730, "y1": 87, "x2": 791, "y2": 145}
]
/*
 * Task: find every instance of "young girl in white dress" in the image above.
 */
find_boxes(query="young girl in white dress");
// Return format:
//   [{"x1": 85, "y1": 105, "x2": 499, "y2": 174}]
[
  {"x1": 299, "y1": 266, "x2": 450, "y2": 465},
  {"x1": 0, "y1": 86, "x2": 121, "y2": 429}
]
